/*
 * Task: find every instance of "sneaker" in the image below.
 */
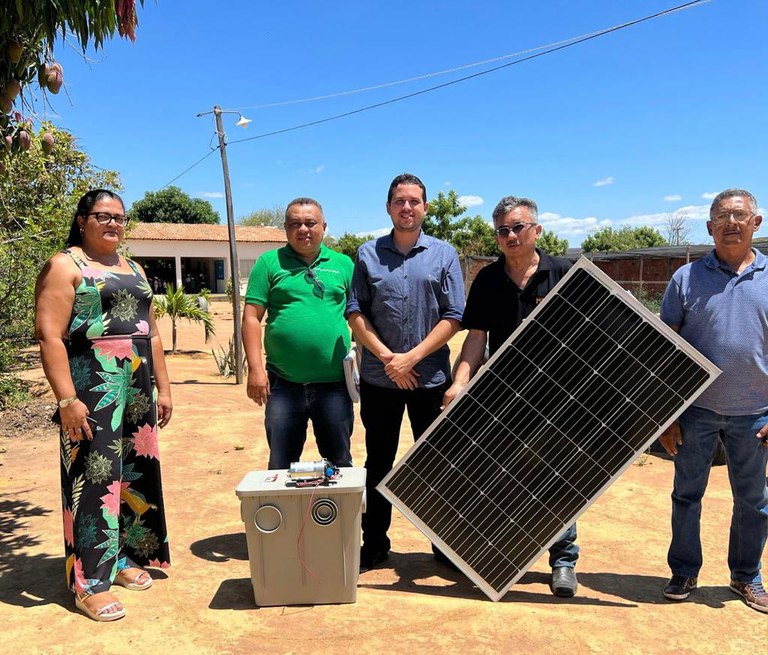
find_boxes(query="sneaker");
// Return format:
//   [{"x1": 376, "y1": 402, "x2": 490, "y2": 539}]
[
  {"x1": 551, "y1": 567, "x2": 578, "y2": 597},
  {"x1": 729, "y1": 580, "x2": 768, "y2": 614},
  {"x1": 663, "y1": 575, "x2": 698, "y2": 600},
  {"x1": 359, "y1": 546, "x2": 389, "y2": 572}
]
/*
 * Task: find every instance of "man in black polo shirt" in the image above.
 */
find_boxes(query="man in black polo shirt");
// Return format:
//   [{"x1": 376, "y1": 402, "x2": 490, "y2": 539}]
[{"x1": 442, "y1": 194, "x2": 580, "y2": 597}]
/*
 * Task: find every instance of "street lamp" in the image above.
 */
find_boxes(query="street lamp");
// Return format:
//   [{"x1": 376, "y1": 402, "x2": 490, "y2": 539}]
[{"x1": 196, "y1": 105, "x2": 251, "y2": 384}]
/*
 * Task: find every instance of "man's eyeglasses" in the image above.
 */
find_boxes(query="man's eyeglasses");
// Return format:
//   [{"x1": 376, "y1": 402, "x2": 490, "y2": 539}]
[
  {"x1": 87, "y1": 212, "x2": 129, "y2": 226},
  {"x1": 494, "y1": 222, "x2": 535, "y2": 238},
  {"x1": 304, "y1": 267, "x2": 325, "y2": 299},
  {"x1": 711, "y1": 211, "x2": 754, "y2": 225},
  {"x1": 286, "y1": 221, "x2": 320, "y2": 230}
]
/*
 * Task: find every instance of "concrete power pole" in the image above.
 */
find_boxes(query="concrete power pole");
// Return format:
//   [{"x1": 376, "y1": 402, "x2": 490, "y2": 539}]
[{"x1": 213, "y1": 105, "x2": 244, "y2": 384}]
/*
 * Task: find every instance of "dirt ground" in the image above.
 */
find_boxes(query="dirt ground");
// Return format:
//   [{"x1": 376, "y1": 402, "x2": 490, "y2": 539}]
[{"x1": 1, "y1": 300, "x2": 766, "y2": 655}]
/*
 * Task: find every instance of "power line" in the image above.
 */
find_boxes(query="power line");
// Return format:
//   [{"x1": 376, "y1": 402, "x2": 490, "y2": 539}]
[
  {"x1": 162, "y1": 0, "x2": 711, "y2": 189},
  {"x1": 159, "y1": 147, "x2": 219, "y2": 190},
  {"x1": 229, "y1": 1, "x2": 709, "y2": 111},
  {"x1": 231, "y1": 30, "x2": 618, "y2": 111},
  {"x1": 229, "y1": 0, "x2": 709, "y2": 146}
]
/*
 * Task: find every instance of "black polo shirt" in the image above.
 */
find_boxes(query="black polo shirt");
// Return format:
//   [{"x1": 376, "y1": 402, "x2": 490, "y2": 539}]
[{"x1": 462, "y1": 249, "x2": 572, "y2": 356}]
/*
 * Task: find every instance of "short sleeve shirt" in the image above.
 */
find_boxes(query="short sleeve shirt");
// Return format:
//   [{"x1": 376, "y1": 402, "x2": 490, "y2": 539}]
[
  {"x1": 346, "y1": 230, "x2": 464, "y2": 389},
  {"x1": 462, "y1": 250, "x2": 572, "y2": 356},
  {"x1": 660, "y1": 248, "x2": 768, "y2": 415},
  {"x1": 245, "y1": 244, "x2": 353, "y2": 383}
]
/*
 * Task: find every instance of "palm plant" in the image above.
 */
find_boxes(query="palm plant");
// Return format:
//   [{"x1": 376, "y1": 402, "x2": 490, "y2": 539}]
[{"x1": 153, "y1": 286, "x2": 215, "y2": 354}]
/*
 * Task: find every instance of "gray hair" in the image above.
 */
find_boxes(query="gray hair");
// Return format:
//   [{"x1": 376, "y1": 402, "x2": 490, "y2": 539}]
[
  {"x1": 492, "y1": 196, "x2": 539, "y2": 224},
  {"x1": 709, "y1": 188, "x2": 758, "y2": 219},
  {"x1": 285, "y1": 197, "x2": 323, "y2": 220}
]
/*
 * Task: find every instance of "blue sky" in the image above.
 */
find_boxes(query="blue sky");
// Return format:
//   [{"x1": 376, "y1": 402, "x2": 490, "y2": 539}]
[{"x1": 46, "y1": 0, "x2": 767, "y2": 247}]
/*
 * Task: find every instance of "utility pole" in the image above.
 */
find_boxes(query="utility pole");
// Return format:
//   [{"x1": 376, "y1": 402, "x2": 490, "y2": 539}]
[{"x1": 213, "y1": 105, "x2": 244, "y2": 384}]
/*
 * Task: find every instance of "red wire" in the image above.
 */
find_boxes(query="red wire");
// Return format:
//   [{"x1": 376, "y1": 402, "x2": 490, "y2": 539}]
[{"x1": 295, "y1": 479, "x2": 322, "y2": 581}]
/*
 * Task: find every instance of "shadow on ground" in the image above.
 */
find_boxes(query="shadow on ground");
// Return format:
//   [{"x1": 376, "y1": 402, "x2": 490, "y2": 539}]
[
  {"x1": 190, "y1": 532, "x2": 248, "y2": 563},
  {"x1": 190, "y1": 532, "x2": 255, "y2": 609},
  {"x1": 0, "y1": 496, "x2": 70, "y2": 611},
  {"x1": 579, "y1": 572, "x2": 737, "y2": 610},
  {"x1": 358, "y1": 552, "x2": 634, "y2": 606}
]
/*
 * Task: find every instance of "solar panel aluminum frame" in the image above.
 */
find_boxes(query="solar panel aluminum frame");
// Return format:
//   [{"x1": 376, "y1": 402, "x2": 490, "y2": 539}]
[{"x1": 378, "y1": 257, "x2": 721, "y2": 601}]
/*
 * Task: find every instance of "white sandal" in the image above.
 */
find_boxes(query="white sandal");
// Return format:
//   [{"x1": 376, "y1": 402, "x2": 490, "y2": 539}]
[
  {"x1": 75, "y1": 594, "x2": 126, "y2": 622},
  {"x1": 114, "y1": 568, "x2": 153, "y2": 591}
]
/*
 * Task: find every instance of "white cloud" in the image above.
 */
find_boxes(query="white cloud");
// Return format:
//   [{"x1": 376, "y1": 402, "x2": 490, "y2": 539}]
[
  {"x1": 297, "y1": 164, "x2": 325, "y2": 174},
  {"x1": 538, "y1": 212, "x2": 610, "y2": 239},
  {"x1": 458, "y1": 194, "x2": 484, "y2": 208},
  {"x1": 592, "y1": 176, "x2": 614, "y2": 187},
  {"x1": 701, "y1": 192, "x2": 717, "y2": 199},
  {"x1": 537, "y1": 204, "x2": 712, "y2": 242},
  {"x1": 664, "y1": 194, "x2": 682, "y2": 202},
  {"x1": 198, "y1": 191, "x2": 224, "y2": 199},
  {"x1": 444, "y1": 181, "x2": 451, "y2": 187}
]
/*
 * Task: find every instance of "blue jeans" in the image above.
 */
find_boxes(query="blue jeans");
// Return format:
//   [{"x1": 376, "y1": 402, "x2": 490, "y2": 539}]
[
  {"x1": 669, "y1": 406, "x2": 768, "y2": 582},
  {"x1": 264, "y1": 371, "x2": 353, "y2": 469},
  {"x1": 550, "y1": 523, "x2": 579, "y2": 569}
]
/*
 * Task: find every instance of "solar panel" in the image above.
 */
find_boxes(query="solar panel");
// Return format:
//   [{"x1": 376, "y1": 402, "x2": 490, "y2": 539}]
[{"x1": 379, "y1": 257, "x2": 720, "y2": 601}]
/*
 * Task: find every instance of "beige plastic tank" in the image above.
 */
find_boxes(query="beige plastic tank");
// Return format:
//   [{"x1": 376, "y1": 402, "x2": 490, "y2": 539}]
[{"x1": 235, "y1": 467, "x2": 366, "y2": 606}]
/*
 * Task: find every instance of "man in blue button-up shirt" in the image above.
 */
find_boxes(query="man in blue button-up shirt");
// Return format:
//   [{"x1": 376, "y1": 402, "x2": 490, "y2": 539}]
[{"x1": 346, "y1": 173, "x2": 464, "y2": 570}]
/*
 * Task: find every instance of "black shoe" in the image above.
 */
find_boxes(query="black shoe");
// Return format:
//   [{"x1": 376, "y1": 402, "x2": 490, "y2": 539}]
[
  {"x1": 432, "y1": 548, "x2": 460, "y2": 571},
  {"x1": 359, "y1": 547, "x2": 389, "y2": 572},
  {"x1": 551, "y1": 567, "x2": 578, "y2": 597},
  {"x1": 663, "y1": 575, "x2": 698, "y2": 600}
]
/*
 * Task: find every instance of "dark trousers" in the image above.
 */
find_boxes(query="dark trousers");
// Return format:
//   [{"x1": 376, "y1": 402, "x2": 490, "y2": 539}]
[
  {"x1": 264, "y1": 371, "x2": 353, "y2": 469},
  {"x1": 360, "y1": 378, "x2": 447, "y2": 552}
]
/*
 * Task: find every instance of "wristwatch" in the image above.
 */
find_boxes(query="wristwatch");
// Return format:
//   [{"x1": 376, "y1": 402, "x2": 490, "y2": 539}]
[{"x1": 58, "y1": 395, "x2": 78, "y2": 408}]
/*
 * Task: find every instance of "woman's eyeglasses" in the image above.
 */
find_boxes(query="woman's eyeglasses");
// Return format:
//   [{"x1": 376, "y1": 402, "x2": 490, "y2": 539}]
[
  {"x1": 304, "y1": 267, "x2": 325, "y2": 298},
  {"x1": 87, "y1": 212, "x2": 129, "y2": 226}
]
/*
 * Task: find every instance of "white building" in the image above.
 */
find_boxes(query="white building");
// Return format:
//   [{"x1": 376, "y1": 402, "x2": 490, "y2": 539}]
[{"x1": 125, "y1": 222, "x2": 286, "y2": 294}]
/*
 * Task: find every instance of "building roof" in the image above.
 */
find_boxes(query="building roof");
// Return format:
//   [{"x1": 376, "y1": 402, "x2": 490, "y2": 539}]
[
  {"x1": 126, "y1": 222, "x2": 287, "y2": 243},
  {"x1": 466, "y1": 238, "x2": 768, "y2": 264},
  {"x1": 570, "y1": 237, "x2": 768, "y2": 261}
]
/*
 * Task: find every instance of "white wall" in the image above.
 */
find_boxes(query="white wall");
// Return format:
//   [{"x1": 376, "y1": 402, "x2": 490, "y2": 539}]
[{"x1": 126, "y1": 238, "x2": 283, "y2": 291}]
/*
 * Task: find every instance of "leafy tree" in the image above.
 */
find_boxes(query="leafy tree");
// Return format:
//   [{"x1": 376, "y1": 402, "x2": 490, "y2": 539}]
[
  {"x1": 328, "y1": 232, "x2": 370, "y2": 259},
  {"x1": 581, "y1": 226, "x2": 667, "y2": 252},
  {"x1": 129, "y1": 186, "x2": 220, "y2": 224},
  {"x1": 423, "y1": 190, "x2": 469, "y2": 241},
  {"x1": 239, "y1": 205, "x2": 285, "y2": 227},
  {"x1": 0, "y1": 123, "x2": 120, "y2": 406},
  {"x1": 0, "y1": 1, "x2": 145, "y2": 154},
  {"x1": 152, "y1": 286, "x2": 215, "y2": 354},
  {"x1": 422, "y1": 190, "x2": 500, "y2": 256},
  {"x1": 538, "y1": 230, "x2": 569, "y2": 256},
  {"x1": 452, "y1": 216, "x2": 499, "y2": 257}
]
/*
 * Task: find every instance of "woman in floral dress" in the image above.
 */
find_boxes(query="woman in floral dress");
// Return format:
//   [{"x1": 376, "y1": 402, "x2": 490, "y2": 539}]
[{"x1": 35, "y1": 189, "x2": 172, "y2": 622}]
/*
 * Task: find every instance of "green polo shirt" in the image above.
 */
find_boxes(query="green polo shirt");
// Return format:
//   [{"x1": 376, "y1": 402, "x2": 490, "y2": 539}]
[{"x1": 244, "y1": 244, "x2": 353, "y2": 383}]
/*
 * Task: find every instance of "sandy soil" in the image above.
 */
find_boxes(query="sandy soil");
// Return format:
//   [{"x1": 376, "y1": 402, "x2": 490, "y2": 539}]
[{"x1": 1, "y1": 301, "x2": 766, "y2": 655}]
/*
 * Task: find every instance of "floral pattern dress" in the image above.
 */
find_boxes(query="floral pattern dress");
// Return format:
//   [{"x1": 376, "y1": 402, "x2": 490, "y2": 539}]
[{"x1": 60, "y1": 250, "x2": 170, "y2": 597}]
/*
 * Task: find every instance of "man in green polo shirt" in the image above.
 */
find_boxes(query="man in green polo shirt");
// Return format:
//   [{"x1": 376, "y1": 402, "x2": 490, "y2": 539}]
[{"x1": 242, "y1": 197, "x2": 354, "y2": 469}]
